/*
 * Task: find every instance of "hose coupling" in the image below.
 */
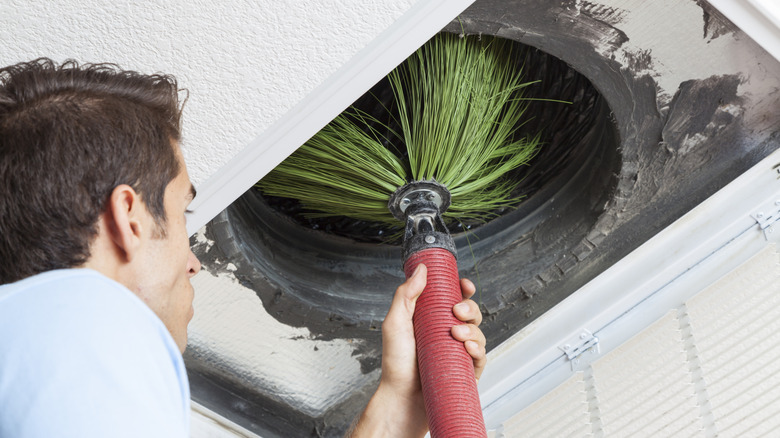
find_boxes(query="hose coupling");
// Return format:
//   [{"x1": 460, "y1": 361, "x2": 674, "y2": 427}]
[{"x1": 389, "y1": 180, "x2": 456, "y2": 261}]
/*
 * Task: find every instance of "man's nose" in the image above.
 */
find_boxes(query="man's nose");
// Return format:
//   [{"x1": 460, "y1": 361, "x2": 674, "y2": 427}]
[{"x1": 188, "y1": 250, "x2": 202, "y2": 277}]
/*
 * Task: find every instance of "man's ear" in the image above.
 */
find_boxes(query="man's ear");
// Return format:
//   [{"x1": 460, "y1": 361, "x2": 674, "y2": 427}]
[{"x1": 105, "y1": 184, "x2": 145, "y2": 262}]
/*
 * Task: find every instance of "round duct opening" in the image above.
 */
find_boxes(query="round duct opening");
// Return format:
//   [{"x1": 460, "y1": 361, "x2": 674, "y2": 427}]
[{"x1": 207, "y1": 33, "x2": 620, "y2": 339}]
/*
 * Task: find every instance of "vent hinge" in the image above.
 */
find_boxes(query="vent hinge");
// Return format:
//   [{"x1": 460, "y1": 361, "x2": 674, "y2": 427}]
[
  {"x1": 751, "y1": 200, "x2": 780, "y2": 241},
  {"x1": 559, "y1": 329, "x2": 600, "y2": 370}
]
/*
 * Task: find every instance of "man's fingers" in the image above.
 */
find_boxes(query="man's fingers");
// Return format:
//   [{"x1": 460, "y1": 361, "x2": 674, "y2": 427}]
[
  {"x1": 465, "y1": 340, "x2": 487, "y2": 380},
  {"x1": 460, "y1": 278, "x2": 476, "y2": 299},
  {"x1": 389, "y1": 264, "x2": 427, "y2": 318},
  {"x1": 451, "y1": 323, "x2": 486, "y2": 348},
  {"x1": 453, "y1": 299, "x2": 483, "y2": 326},
  {"x1": 451, "y1": 283, "x2": 486, "y2": 381},
  {"x1": 451, "y1": 324, "x2": 487, "y2": 381},
  {"x1": 402, "y1": 263, "x2": 427, "y2": 300}
]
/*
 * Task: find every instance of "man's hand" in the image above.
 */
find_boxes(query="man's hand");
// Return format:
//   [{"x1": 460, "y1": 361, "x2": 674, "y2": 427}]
[{"x1": 348, "y1": 264, "x2": 487, "y2": 437}]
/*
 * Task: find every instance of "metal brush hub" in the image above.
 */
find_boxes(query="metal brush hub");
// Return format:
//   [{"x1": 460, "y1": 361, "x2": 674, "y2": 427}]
[
  {"x1": 388, "y1": 180, "x2": 451, "y2": 221},
  {"x1": 388, "y1": 180, "x2": 457, "y2": 261}
]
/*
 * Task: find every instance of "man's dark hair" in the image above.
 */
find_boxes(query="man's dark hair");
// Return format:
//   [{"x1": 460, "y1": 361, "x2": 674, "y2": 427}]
[{"x1": 0, "y1": 58, "x2": 183, "y2": 284}]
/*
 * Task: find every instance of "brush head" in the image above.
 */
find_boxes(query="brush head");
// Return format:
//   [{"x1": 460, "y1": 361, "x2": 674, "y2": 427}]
[{"x1": 256, "y1": 33, "x2": 542, "y2": 236}]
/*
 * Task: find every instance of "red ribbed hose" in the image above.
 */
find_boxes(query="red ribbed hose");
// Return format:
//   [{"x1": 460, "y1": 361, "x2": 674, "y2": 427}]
[{"x1": 404, "y1": 247, "x2": 487, "y2": 438}]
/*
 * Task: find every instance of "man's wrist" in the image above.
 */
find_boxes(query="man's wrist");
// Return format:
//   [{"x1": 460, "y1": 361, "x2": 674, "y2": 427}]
[{"x1": 347, "y1": 380, "x2": 428, "y2": 438}]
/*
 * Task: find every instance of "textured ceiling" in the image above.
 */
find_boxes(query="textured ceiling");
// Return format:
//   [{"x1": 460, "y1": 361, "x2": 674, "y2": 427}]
[{"x1": 0, "y1": 0, "x2": 418, "y2": 188}]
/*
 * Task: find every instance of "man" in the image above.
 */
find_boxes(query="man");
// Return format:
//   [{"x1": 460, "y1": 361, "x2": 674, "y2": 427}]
[{"x1": 0, "y1": 59, "x2": 486, "y2": 437}]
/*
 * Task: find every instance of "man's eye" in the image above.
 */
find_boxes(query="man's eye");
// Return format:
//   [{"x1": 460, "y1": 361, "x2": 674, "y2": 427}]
[{"x1": 185, "y1": 209, "x2": 194, "y2": 215}]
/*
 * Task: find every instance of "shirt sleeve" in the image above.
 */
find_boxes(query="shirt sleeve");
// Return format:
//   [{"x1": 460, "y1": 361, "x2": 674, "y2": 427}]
[{"x1": 0, "y1": 271, "x2": 190, "y2": 438}]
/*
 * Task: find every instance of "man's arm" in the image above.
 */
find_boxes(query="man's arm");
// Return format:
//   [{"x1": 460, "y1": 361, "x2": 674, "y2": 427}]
[{"x1": 349, "y1": 264, "x2": 487, "y2": 437}]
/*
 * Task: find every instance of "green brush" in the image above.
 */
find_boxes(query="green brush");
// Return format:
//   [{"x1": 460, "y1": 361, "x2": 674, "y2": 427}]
[
  {"x1": 257, "y1": 32, "x2": 543, "y2": 438},
  {"x1": 257, "y1": 33, "x2": 541, "y2": 229}
]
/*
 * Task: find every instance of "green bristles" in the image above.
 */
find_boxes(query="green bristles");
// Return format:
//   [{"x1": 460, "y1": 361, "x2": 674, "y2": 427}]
[{"x1": 257, "y1": 33, "x2": 541, "y2": 228}]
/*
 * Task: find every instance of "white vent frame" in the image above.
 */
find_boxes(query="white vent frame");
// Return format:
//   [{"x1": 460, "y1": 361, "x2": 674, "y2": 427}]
[
  {"x1": 479, "y1": 148, "x2": 780, "y2": 430},
  {"x1": 708, "y1": 0, "x2": 780, "y2": 62}
]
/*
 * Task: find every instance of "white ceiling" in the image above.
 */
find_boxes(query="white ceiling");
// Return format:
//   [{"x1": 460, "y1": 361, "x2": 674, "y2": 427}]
[{"x1": 0, "y1": 0, "x2": 422, "y2": 220}]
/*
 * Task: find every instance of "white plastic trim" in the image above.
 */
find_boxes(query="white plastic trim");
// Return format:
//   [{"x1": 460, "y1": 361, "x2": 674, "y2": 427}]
[
  {"x1": 191, "y1": 401, "x2": 257, "y2": 438},
  {"x1": 479, "y1": 148, "x2": 780, "y2": 429},
  {"x1": 748, "y1": 0, "x2": 780, "y2": 29},
  {"x1": 709, "y1": 0, "x2": 780, "y2": 62},
  {"x1": 186, "y1": 0, "x2": 476, "y2": 236}
]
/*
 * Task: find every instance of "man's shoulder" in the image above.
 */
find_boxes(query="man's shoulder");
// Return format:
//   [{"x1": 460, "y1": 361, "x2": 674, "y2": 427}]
[
  {"x1": 0, "y1": 268, "x2": 173, "y2": 360},
  {"x1": 0, "y1": 269, "x2": 190, "y2": 438},
  {"x1": 2, "y1": 268, "x2": 135, "y2": 304},
  {"x1": 0, "y1": 268, "x2": 177, "y2": 360},
  {"x1": 1, "y1": 269, "x2": 160, "y2": 330}
]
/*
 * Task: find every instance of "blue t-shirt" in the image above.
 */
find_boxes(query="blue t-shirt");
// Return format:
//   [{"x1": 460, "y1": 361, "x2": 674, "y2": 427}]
[{"x1": 0, "y1": 269, "x2": 190, "y2": 437}]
